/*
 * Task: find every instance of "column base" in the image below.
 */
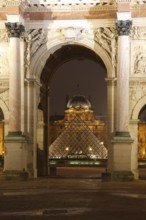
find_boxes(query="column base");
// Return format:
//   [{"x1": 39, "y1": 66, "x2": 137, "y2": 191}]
[
  {"x1": 4, "y1": 132, "x2": 28, "y2": 178},
  {"x1": 114, "y1": 131, "x2": 131, "y2": 138},
  {"x1": 110, "y1": 134, "x2": 137, "y2": 180},
  {"x1": 5, "y1": 131, "x2": 25, "y2": 140},
  {"x1": 112, "y1": 171, "x2": 134, "y2": 181},
  {"x1": 1, "y1": 170, "x2": 28, "y2": 181}
]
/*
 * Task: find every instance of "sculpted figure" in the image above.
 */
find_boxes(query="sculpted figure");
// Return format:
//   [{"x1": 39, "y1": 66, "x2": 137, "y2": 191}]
[{"x1": 134, "y1": 53, "x2": 146, "y2": 74}]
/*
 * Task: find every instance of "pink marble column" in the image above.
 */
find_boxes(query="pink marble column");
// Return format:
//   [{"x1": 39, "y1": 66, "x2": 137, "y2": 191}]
[
  {"x1": 5, "y1": 22, "x2": 24, "y2": 133},
  {"x1": 115, "y1": 20, "x2": 132, "y2": 136}
]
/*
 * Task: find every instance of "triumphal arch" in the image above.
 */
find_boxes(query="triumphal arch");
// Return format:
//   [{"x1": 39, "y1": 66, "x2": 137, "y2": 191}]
[{"x1": 0, "y1": 0, "x2": 146, "y2": 180}]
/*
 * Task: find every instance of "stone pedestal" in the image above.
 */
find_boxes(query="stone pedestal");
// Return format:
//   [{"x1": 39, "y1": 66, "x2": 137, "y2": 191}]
[
  {"x1": 111, "y1": 134, "x2": 134, "y2": 181},
  {"x1": 3, "y1": 132, "x2": 28, "y2": 180}
]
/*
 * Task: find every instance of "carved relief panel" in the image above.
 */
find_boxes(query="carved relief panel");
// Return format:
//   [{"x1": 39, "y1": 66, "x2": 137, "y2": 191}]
[
  {"x1": 131, "y1": 26, "x2": 146, "y2": 76},
  {"x1": 0, "y1": 52, "x2": 9, "y2": 78}
]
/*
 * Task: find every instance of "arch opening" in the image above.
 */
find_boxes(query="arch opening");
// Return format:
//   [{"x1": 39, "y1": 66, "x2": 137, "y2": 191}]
[
  {"x1": 138, "y1": 105, "x2": 146, "y2": 160},
  {"x1": 38, "y1": 44, "x2": 108, "y2": 177}
]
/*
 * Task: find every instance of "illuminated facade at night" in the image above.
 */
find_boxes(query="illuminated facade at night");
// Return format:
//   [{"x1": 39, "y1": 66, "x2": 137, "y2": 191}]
[
  {"x1": 0, "y1": 0, "x2": 146, "y2": 179},
  {"x1": 49, "y1": 95, "x2": 107, "y2": 159}
]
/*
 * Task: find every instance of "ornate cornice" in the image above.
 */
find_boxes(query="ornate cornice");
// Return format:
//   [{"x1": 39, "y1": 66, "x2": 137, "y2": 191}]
[
  {"x1": 22, "y1": 2, "x2": 117, "y2": 13},
  {"x1": 1, "y1": 1, "x2": 146, "y2": 18},
  {"x1": 0, "y1": 1, "x2": 115, "y2": 13},
  {"x1": 0, "y1": 0, "x2": 25, "y2": 7}
]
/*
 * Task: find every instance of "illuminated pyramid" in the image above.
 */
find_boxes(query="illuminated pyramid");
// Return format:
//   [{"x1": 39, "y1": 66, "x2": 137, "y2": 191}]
[{"x1": 49, "y1": 116, "x2": 107, "y2": 159}]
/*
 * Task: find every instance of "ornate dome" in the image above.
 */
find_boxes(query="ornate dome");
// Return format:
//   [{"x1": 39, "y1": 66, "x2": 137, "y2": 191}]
[{"x1": 67, "y1": 95, "x2": 91, "y2": 110}]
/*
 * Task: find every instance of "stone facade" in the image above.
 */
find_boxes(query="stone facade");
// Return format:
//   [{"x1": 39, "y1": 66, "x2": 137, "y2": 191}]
[{"x1": 0, "y1": 0, "x2": 146, "y2": 179}]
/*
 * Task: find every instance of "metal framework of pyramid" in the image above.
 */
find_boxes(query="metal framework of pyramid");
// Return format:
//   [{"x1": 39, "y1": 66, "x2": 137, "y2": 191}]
[{"x1": 49, "y1": 116, "x2": 108, "y2": 159}]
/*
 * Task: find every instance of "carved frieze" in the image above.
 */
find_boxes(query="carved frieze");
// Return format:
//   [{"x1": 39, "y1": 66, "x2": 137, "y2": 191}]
[
  {"x1": 0, "y1": 0, "x2": 24, "y2": 6},
  {"x1": 22, "y1": 1, "x2": 116, "y2": 13}
]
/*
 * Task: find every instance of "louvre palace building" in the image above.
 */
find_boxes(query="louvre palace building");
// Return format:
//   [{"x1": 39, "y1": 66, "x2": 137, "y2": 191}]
[{"x1": 0, "y1": 0, "x2": 146, "y2": 180}]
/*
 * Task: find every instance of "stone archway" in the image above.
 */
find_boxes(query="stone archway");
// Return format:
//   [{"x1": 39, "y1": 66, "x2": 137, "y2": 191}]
[
  {"x1": 131, "y1": 96, "x2": 146, "y2": 120},
  {"x1": 37, "y1": 44, "x2": 111, "y2": 176},
  {"x1": 129, "y1": 96, "x2": 146, "y2": 179},
  {"x1": 30, "y1": 38, "x2": 113, "y2": 81},
  {"x1": 130, "y1": 96, "x2": 146, "y2": 161},
  {"x1": 27, "y1": 35, "x2": 114, "y2": 177}
]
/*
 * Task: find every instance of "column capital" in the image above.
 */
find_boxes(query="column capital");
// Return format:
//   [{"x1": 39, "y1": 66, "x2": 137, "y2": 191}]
[
  {"x1": 116, "y1": 20, "x2": 132, "y2": 36},
  {"x1": 5, "y1": 22, "x2": 25, "y2": 38}
]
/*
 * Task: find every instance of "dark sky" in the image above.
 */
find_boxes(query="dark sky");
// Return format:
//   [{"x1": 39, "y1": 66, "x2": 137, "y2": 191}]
[{"x1": 50, "y1": 59, "x2": 107, "y2": 117}]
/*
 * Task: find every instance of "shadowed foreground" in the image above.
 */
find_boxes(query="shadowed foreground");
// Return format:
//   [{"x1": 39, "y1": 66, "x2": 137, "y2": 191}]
[{"x1": 0, "y1": 167, "x2": 146, "y2": 220}]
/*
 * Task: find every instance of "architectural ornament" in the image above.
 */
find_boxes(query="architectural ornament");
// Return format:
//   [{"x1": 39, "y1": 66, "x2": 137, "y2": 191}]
[
  {"x1": 22, "y1": 1, "x2": 116, "y2": 12},
  {"x1": 134, "y1": 52, "x2": 146, "y2": 74},
  {"x1": 24, "y1": 29, "x2": 48, "y2": 76},
  {"x1": 5, "y1": 22, "x2": 25, "y2": 38},
  {"x1": 94, "y1": 27, "x2": 117, "y2": 73},
  {"x1": 116, "y1": 20, "x2": 132, "y2": 36},
  {"x1": 0, "y1": 0, "x2": 25, "y2": 6},
  {"x1": 0, "y1": 30, "x2": 8, "y2": 42},
  {"x1": 132, "y1": 26, "x2": 146, "y2": 40},
  {"x1": 60, "y1": 27, "x2": 83, "y2": 41},
  {"x1": 25, "y1": 29, "x2": 48, "y2": 58},
  {"x1": 0, "y1": 53, "x2": 9, "y2": 77}
]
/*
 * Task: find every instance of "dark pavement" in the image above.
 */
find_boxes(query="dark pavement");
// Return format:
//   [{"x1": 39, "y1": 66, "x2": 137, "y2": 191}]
[{"x1": 0, "y1": 167, "x2": 146, "y2": 220}]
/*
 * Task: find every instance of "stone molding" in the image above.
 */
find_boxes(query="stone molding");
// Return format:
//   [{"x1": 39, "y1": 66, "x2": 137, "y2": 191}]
[
  {"x1": 116, "y1": 20, "x2": 132, "y2": 36},
  {"x1": 23, "y1": 3, "x2": 116, "y2": 13},
  {"x1": 0, "y1": 1, "x2": 117, "y2": 13},
  {"x1": 5, "y1": 22, "x2": 25, "y2": 38}
]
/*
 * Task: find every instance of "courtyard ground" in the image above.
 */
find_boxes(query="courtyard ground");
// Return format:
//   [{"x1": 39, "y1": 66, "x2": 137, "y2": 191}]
[{"x1": 0, "y1": 167, "x2": 146, "y2": 220}]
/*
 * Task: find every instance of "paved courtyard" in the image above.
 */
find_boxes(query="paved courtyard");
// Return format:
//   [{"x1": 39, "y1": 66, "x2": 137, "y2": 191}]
[{"x1": 0, "y1": 167, "x2": 146, "y2": 220}]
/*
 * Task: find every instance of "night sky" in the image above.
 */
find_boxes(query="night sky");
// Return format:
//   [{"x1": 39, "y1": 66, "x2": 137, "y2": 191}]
[{"x1": 50, "y1": 59, "x2": 107, "y2": 117}]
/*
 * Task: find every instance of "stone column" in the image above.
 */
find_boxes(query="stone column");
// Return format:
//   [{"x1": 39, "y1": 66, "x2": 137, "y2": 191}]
[
  {"x1": 111, "y1": 20, "x2": 137, "y2": 180},
  {"x1": 3, "y1": 22, "x2": 28, "y2": 180},
  {"x1": 5, "y1": 22, "x2": 24, "y2": 134},
  {"x1": 115, "y1": 20, "x2": 132, "y2": 136}
]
